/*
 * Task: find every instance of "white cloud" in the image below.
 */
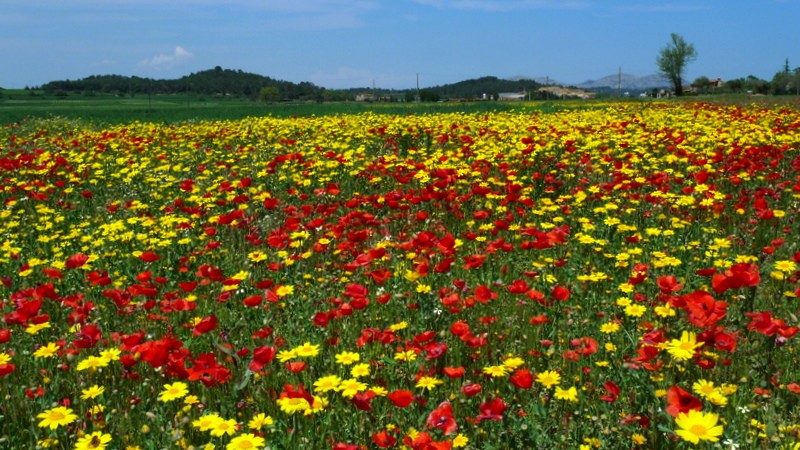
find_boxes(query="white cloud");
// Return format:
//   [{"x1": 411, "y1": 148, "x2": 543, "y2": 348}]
[{"x1": 139, "y1": 46, "x2": 194, "y2": 68}]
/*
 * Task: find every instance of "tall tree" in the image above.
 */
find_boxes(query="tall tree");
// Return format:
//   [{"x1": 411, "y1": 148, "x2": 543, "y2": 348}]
[{"x1": 656, "y1": 33, "x2": 697, "y2": 96}]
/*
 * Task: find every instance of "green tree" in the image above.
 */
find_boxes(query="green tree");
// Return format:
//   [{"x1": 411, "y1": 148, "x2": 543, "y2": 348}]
[
  {"x1": 691, "y1": 76, "x2": 712, "y2": 95},
  {"x1": 258, "y1": 86, "x2": 281, "y2": 103},
  {"x1": 656, "y1": 33, "x2": 697, "y2": 96}
]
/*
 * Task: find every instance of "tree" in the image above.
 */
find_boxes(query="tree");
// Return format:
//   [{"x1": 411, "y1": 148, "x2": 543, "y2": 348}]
[
  {"x1": 656, "y1": 33, "x2": 697, "y2": 96},
  {"x1": 258, "y1": 86, "x2": 281, "y2": 103}
]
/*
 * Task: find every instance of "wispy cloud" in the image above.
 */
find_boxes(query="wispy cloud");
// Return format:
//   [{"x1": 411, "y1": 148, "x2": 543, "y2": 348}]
[
  {"x1": 139, "y1": 46, "x2": 194, "y2": 68},
  {"x1": 412, "y1": 0, "x2": 586, "y2": 11}
]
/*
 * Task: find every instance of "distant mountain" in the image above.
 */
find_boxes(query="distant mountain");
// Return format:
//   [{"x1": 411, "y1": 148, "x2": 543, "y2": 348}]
[{"x1": 577, "y1": 73, "x2": 670, "y2": 91}]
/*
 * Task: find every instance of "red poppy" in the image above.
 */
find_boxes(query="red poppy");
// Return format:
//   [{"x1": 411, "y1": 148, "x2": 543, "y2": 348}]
[
  {"x1": 443, "y1": 366, "x2": 465, "y2": 378},
  {"x1": 248, "y1": 345, "x2": 276, "y2": 372},
  {"x1": 387, "y1": 389, "x2": 414, "y2": 408},
  {"x1": 551, "y1": 285, "x2": 570, "y2": 301},
  {"x1": 711, "y1": 263, "x2": 760, "y2": 294},
  {"x1": 372, "y1": 430, "x2": 396, "y2": 448},
  {"x1": 665, "y1": 385, "x2": 702, "y2": 417},
  {"x1": 600, "y1": 381, "x2": 620, "y2": 402},
  {"x1": 139, "y1": 251, "x2": 160, "y2": 262},
  {"x1": 352, "y1": 389, "x2": 376, "y2": 411},
  {"x1": 193, "y1": 315, "x2": 218, "y2": 336},
  {"x1": 509, "y1": 369, "x2": 533, "y2": 389},
  {"x1": 476, "y1": 397, "x2": 507, "y2": 422},
  {"x1": 426, "y1": 401, "x2": 458, "y2": 435},
  {"x1": 461, "y1": 383, "x2": 482, "y2": 397},
  {"x1": 683, "y1": 290, "x2": 727, "y2": 329},
  {"x1": 243, "y1": 295, "x2": 264, "y2": 307},
  {"x1": 65, "y1": 253, "x2": 89, "y2": 269},
  {"x1": 286, "y1": 361, "x2": 308, "y2": 373},
  {"x1": 656, "y1": 275, "x2": 684, "y2": 294},
  {"x1": 463, "y1": 254, "x2": 487, "y2": 270}
]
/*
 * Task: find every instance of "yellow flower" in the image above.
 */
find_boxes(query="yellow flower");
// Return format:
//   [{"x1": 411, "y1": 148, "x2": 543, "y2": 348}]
[
  {"x1": 452, "y1": 433, "x2": 469, "y2": 448},
  {"x1": 335, "y1": 351, "x2": 360, "y2": 365},
  {"x1": 209, "y1": 417, "x2": 238, "y2": 437},
  {"x1": 226, "y1": 433, "x2": 265, "y2": 450},
  {"x1": 192, "y1": 413, "x2": 223, "y2": 431},
  {"x1": 662, "y1": 331, "x2": 703, "y2": 361},
  {"x1": 674, "y1": 409, "x2": 724, "y2": 444},
  {"x1": 774, "y1": 260, "x2": 798, "y2": 274},
  {"x1": 74, "y1": 432, "x2": 112, "y2": 450},
  {"x1": 275, "y1": 284, "x2": 294, "y2": 297},
  {"x1": 248, "y1": 413, "x2": 274, "y2": 430},
  {"x1": 0, "y1": 352, "x2": 12, "y2": 365},
  {"x1": 554, "y1": 386, "x2": 579, "y2": 402},
  {"x1": 502, "y1": 356, "x2": 525, "y2": 369},
  {"x1": 350, "y1": 363, "x2": 370, "y2": 378},
  {"x1": 389, "y1": 321, "x2": 408, "y2": 331},
  {"x1": 293, "y1": 342, "x2": 320, "y2": 357},
  {"x1": 599, "y1": 322, "x2": 620, "y2": 334},
  {"x1": 159, "y1": 381, "x2": 189, "y2": 402},
  {"x1": 277, "y1": 396, "x2": 310, "y2": 414},
  {"x1": 394, "y1": 349, "x2": 418, "y2": 362},
  {"x1": 624, "y1": 304, "x2": 647, "y2": 317},
  {"x1": 482, "y1": 364, "x2": 510, "y2": 377},
  {"x1": 25, "y1": 321, "x2": 51, "y2": 335},
  {"x1": 276, "y1": 349, "x2": 297, "y2": 362},
  {"x1": 76, "y1": 355, "x2": 109, "y2": 371},
  {"x1": 81, "y1": 384, "x2": 105, "y2": 400},
  {"x1": 313, "y1": 375, "x2": 342, "y2": 393},
  {"x1": 415, "y1": 376, "x2": 443, "y2": 390},
  {"x1": 692, "y1": 379, "x2": 717, "y2": 399},
  {"x1": 339, "y1": 378, "x2": 367, "y2": 398},
  {"x1": 33, "y1": 342, "x2": 61, "y2": 358},
  {"x1": 631, "y1": 433, "x2": 646, "y2": 445},
  {"x1": 37, "y1": 406, "x2": 78, "y2": 430},
  {"x1": 535, "y1": 370, "x2": 561, "y2": 388}
]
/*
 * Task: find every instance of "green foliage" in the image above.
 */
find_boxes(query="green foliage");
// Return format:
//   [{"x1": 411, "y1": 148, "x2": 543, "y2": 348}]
[{"x1": 656, "y1": 33, "x2": 698, "y2": 96}]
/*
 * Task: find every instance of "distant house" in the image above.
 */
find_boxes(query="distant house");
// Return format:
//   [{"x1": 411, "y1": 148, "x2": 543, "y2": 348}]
[
  {"x1": 498, "y1": 91, "x2": 527, "y2": 101},
  {"x1": 537, "y1": 86, "x2": 594, "y2": 99},
  {"x1": 355, "y1": 93, "x2": 375, "y2": 102}
]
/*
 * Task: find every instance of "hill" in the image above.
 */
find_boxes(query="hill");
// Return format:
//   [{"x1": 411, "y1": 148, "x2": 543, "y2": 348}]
[
  {"x1": 429, "y1": 76, "x2": 541, "y2": 99},
  {"x1": 40, "y1": 67, "x2": 334, "y2": 101}
]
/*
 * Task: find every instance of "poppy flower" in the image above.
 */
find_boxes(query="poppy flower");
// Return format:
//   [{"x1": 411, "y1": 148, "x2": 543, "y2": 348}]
[
  {"x1": 65, "y1": 253, "x2": 89, "y2": 269},
  {"x1": 388, "y1": 389, "x2": 414, "y2": 407},
  {"x1": 193, "y1": 315, "x2": 218, "y2": 336},
  {"x1": 665, "y1": 385, "x2": 702, "y2": 417},
  {"x1": 426, "y1": 401, "x2": 458, "y2": 435},
  {"x1": 476, "y1": 397, "x2": 507, "y2": 422},
  {"x1": 711, "y1": 263, "x2": 760, "y2": 293},
  {"x1": 372, "y1": 430, "x2": 396, "y2": 448},
  {"x1": 509, "y1": 369, "x2": 534, "y2": 389},
  {"x1": 461, "y1": 383, "x2": 482, "y2": 397},
  {"x1": 600, "y1": 381, "x2": 620, "y2": 402}
]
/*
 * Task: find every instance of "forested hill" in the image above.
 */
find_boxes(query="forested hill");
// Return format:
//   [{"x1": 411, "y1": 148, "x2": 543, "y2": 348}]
[
  {"x1": 430, "y1": 76, "x2": 541, "y2": 99},
  {"x1": 41, "y1": 66, "x2": 330, "y2": 101},
  {"x1": 39, "y1": 69, "x2": 543, "y2": 101}
]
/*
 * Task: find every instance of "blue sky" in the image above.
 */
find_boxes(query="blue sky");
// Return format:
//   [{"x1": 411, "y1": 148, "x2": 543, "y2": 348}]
[{"x1": 1, "y1": 0, "x2": 798, "y2": 89}]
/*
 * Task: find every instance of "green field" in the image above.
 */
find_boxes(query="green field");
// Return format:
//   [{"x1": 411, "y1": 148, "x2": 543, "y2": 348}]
[{"x1": 0, "y1": 90, "x2": 568, "y2": 124}]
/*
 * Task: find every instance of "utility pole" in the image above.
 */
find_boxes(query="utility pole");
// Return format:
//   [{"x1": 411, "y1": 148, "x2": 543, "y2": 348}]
[
  {"x1": 416, "y1": 73, "x2": 420, "y2": 102},
  {"x1": 617, "y1": 67, "x2": 622, "y2": 97}
]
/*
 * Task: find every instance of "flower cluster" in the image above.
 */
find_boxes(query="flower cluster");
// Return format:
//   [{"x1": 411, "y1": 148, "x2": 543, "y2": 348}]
[{"x1": 1, "y1": 102, "x2": 800, "y2": 448}]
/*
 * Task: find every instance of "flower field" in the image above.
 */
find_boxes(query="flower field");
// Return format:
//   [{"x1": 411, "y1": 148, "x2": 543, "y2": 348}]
[{"x1": 1, "y1": 101, "x2": 800, "y2": 449}]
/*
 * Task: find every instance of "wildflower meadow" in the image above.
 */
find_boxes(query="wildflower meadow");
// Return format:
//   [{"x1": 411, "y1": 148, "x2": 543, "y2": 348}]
[{"x1": 1, "y1": 101, "x2": 800, "y2": 449}]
